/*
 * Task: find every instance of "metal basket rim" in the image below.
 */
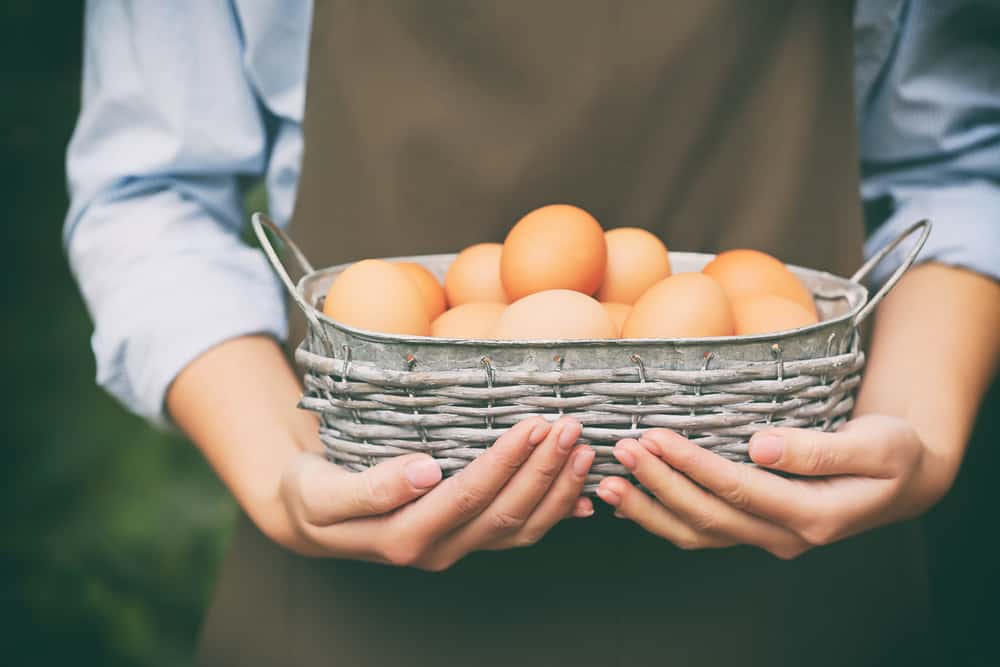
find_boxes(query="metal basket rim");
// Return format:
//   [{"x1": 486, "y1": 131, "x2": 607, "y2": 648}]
[{"x1": 294, "y1": 251, "x2": 869, "y2": 349}]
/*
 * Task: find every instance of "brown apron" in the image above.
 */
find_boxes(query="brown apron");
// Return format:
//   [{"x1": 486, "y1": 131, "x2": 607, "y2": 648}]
[{"x1": 198, "y1": 2, "x2": 940, "y2": 664}]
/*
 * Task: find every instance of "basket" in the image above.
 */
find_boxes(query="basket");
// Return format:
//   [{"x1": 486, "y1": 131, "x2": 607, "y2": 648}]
[{"x1": 253, "y1": 214, "x2": 930, "y2": 493}]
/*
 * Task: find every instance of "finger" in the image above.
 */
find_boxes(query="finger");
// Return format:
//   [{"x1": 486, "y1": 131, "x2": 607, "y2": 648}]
[
  {"x1": 748, "y1": 420, "x2": 902, "y2": 478},
  {"x1": 396, "y1": 416, "x2": 551, "y2": 544},
  {"x1": 484, "y1": 416, "x2": 582, "y2": 528},
  {"x1": 616, "y1": 439, "x2": 808, "y2": 558},
  {"x1": 291, "y1": 451, "x2": 442, "y2": 526},
  {"x1": 571, "y1": 495, "x2": 595, "y2": 518},
  {"x1": 642, "y1": 429, "x2": 821, "y2": 531},
  {"x1": 469, "y1": 417, "x2": 581, "y2": 537},
  {"x1": 596, "y1": 476, "x2": 733, "y2": 551},
  {"x1": 445, "y1": 419, "x2": 585, "y2": 553},
  {"x1": 503, "y1": 443, "x2": 594, "y2": 545}
]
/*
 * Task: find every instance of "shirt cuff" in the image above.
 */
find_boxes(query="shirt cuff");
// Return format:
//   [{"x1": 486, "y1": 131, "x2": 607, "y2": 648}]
[
  {"x1": 65, "y1": 167, "x2": 294, "y2": 431},
  {"x1": 863, "y1": 181, "x2": 1000, "y2": 288},
  {"x1": 90, "y1": 246, "x2": 289, "y2": 431}
]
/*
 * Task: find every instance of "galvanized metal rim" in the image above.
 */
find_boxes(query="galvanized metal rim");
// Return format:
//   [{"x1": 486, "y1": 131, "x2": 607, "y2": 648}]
[{"x1": 295, "y1": 251, "x2": 869, "y2": 348}]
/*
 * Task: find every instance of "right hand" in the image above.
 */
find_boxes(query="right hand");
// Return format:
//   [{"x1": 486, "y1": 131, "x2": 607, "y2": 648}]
[{"x1": 277, "y1": 416, "x2": 595, "y2": 570}]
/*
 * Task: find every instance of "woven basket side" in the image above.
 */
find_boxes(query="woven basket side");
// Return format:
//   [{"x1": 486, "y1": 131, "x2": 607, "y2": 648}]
[{"x1": 298, "y1": 348, "x2": 865, "y2": 494}]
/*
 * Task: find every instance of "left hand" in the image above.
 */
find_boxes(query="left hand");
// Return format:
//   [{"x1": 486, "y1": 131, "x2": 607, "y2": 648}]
[{"x1": 595, "y1": 415, "x2": 952, "y2": 559}]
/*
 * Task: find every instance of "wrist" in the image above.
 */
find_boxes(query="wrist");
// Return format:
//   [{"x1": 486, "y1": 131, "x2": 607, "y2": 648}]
[
  {"x1": 167, "y1": 336, "x2": 324, "y2": 553},
  {"x1": 233, "y1": 430, "x2": 326, "y2": 556}
]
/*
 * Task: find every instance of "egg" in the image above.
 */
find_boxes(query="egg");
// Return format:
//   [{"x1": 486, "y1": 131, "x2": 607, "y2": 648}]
[
  {"x1": 397, "y1": 261, "x2": 447, "y2": 320},
  {"x1": 444, "y1": 243, "x2": 509, "y2": 306},
  {"x1": 601, "y1": 302, "x2": 632, "y2": 337},
  {"x1": 596, "y1": 228, "x2": 672, "y2": 304},
  {"x1": 431, "y1": 302, "x2": 506, "y2": 339},
  {"x1": 731, "y1": 294, "x2": 819, "y2": 335},
  {"x1": 322, "y1": 259, "x2": 431, "y2": 336},
  {"x1": 622, "y1": 273, "x2": 733, "y2": 338},
  {"x1": 702, "y1": 249, "x2": 817, "y2": 317},
  {"x1": 491, "y1": 289, "x2": 618, "y2": 340},
  {"x1": 500, "y1": 204, "x2": 607, "y2": 300}
]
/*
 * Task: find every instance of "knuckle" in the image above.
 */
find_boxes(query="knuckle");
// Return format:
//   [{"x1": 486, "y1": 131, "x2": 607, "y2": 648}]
[
  {"x1": 454, "y1": 482, "x2": 490, "y2": 516},
  {"x1": 674, "y1": 535, "x2": 705, "y2": 551},
  {"x1": 361, "y1": 472, "x2": 396, "y2": 514},
  {"x1": 513, "y1": 527, "x2": 545, "y2": 548},
  {"x1": 645, "y1": 429, "x2": 673, "y2": 450},
  {"x1": 615, "y1": 489, "x2": 641, "y2": 516},
  {"x1": 887, "y1": 446, "x2": 910, "y2": 476},
  {"x1": 802, "y1": 444, "x2": 834, "y2": 475},
  {"x1": 668, "y1": 447, "x2": 697, "y2": 472},
  {"x1": 768, "y1": 542, "x2": 810, "y2": 561},
  {"x1": 488, "y1": 510, "x2": 527, "y2": 533},
  {"x1": 489, "y1": 447, "x2": 525, "y2": 475},
  {"x1": 377, "y1": 529, "x2": 428, "y2": 567},
  {"x1": 295, "y1": 473, "x2": 330, "y2": 524},
  {"x1": 882, "y1": 439, "x2": 914, "y2": 477},
  {"x1": 689, "y1": 511, "x2": 718, "y2": 534},
  {"x1": 416, "y1": 556, "x2": 455, "y2": 573},
  {"x1": 381, "y1": 539, "x2": 425, "y2": 568},
  {"x1": 532, "y1": 459, "x2": 562, "y2": 486},
  {"x1": 719, "y1": 467, "x2": 752, "y2": 511},
  {"x1": 799, "y1": 520, "x2": 839, "y2": 547},
  {"x1": 670, "y1": 526, "x2": 708, "y2": 551}
]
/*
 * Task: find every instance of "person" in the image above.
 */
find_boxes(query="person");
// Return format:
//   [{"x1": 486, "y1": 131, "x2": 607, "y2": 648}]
[{"x1": 65, "y1": 1, "x2": 999, "y2": 665}]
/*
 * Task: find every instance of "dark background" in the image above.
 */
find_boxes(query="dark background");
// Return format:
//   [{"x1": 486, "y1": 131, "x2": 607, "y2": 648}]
[{"x1": 2, "y1": 4, "x2": 996, "y2": 666}]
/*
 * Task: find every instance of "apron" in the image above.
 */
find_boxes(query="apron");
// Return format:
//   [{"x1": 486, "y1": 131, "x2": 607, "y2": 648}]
[{"x1": 198, "y1": 2, "x2": 941, "y2": 665}]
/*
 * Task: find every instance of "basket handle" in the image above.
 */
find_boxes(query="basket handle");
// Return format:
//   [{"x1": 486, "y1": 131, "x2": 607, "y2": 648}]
[
  {"x1": 850, "y1": 219, "x2": 932, "y2": 327},
  {"x1": 251, "y1": 212, "x2": 325, "y2": 333}
]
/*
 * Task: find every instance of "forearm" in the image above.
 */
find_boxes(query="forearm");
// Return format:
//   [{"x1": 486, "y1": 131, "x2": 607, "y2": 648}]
[
  {"x1": 166, "y1": 335, "x2": 319, "y2": 545},
  {"x1": 856, "y1": 263, "x2": 1000, "y2": 490},
  {"x1": 165, "y1": 336, "x2": 595, "y2": 567}
]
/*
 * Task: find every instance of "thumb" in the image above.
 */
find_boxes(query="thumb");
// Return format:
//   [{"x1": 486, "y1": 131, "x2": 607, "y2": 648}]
[
  {"x1": 295, "y1": 452, "x2": 442, "y2": 526},
  {"x1": 748, "y1": 427, "x2": 884, "y2": 477}
]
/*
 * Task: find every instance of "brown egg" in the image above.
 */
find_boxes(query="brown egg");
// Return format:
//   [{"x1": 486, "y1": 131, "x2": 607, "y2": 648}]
[
  {"x1": 444, "y1": 243, "x2": 508, "y2": 306},
  {"x1": 702, "y1": 249, "x2": 817, "y2": 317},
  {"x1": 322, "y1": 259, "x2": 431, "y2": 336},
  {"x1": 500, "y1": 204, "x2": 607, "y2": 301},
  {"x1": 431, "y1": 302, "x2": 506, "y2": 339},
  {"x1": 731, "y1": 294, "x2": 819, "y2": 335},
  {"x1": 622, "y1": 273, "x2": 733, "y2": 339},
  {"x1": 491, "y1": 289, "x2": 618, "y2": 340},
  {"x1": 597, "y1": 228, "x2": 672, "y2": 304},
  {"x1": 601, "y1": 302, "x2": 632, "y2": 337},
  {"x1": 396, "y1": 261, "x2": 447, "y2": 321}
]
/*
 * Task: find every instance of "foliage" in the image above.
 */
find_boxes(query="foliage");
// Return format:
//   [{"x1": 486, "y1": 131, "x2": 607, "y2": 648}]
[{"x1": 2, "y1": 4, "x2": 235, "y2": 665}]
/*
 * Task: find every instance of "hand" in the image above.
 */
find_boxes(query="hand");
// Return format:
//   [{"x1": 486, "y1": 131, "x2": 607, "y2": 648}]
[
  {"x1": 594, "y1": 415, "x2": 950, "y2": 559},
  {"x1": 277, "y1": 416, "x2": 595, "y2": 570}
]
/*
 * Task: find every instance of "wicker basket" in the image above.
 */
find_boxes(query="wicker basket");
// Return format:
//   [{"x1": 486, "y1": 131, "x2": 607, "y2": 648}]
[{"x1": 253, "y1": 214, "x2": 929, "y2": 493}]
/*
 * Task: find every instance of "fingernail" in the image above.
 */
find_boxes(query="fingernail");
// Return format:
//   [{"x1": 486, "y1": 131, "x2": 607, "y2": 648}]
[
  {"x1": 572, "y1": 446, "x2": 595, "y2": 477},
  {"x1": 557, "y1": 420, "x2": 580, "y2": 452},
  {"x1": 528, "y1": 419, "x2": 551, "y2": 445},
  {"x1": 614, "y1": 441, "x2": 638, "y2": 470},
  {"x1": 613, "y1": 510, "x2": 625, "y2": 519},
  {"x1": 749, "y1": 433, "x2": 784, "y2": 465},
  {"x1": 574, "y1": 497, "x2": 594, "y2": 517},
  {"x1": 596, "y1": 483, "x2": 622, "y2": 506},
  {"x1": 405, "y1": 458, "x2": 442, "y2": 488}
]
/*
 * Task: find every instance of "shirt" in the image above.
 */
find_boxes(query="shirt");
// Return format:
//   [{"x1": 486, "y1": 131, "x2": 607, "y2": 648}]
[{"x1": 64, "y1": 1, "x2": 1000, "y2": 427}]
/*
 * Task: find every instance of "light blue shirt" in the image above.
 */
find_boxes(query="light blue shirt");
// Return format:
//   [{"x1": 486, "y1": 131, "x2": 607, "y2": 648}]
[{"x1": 65, "y1": 1, "x2": 1000, "y2": 427}]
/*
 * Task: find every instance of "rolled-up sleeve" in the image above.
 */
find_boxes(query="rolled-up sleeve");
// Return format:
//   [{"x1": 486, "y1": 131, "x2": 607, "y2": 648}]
[
  {"x1": 64, "y1": 2, "x2": 289, "y2": 427},
  {"x1": 858, "y1": 0, "x2": 1000, "y2": 286}
]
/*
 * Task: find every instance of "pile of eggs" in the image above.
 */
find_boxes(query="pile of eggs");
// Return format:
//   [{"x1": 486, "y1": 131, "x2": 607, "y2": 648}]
[{"x1": 321, "y1": 204, "x2": 819, "y2": 340}]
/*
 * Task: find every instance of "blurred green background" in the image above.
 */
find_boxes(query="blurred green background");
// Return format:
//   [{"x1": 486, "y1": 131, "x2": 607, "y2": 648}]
[
  {"x1": 2, "y1": 4, "x2": 236, "y2": 666},
  {"x1": 2, "y1": 4, "x2": 997, "y2": 666}
]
